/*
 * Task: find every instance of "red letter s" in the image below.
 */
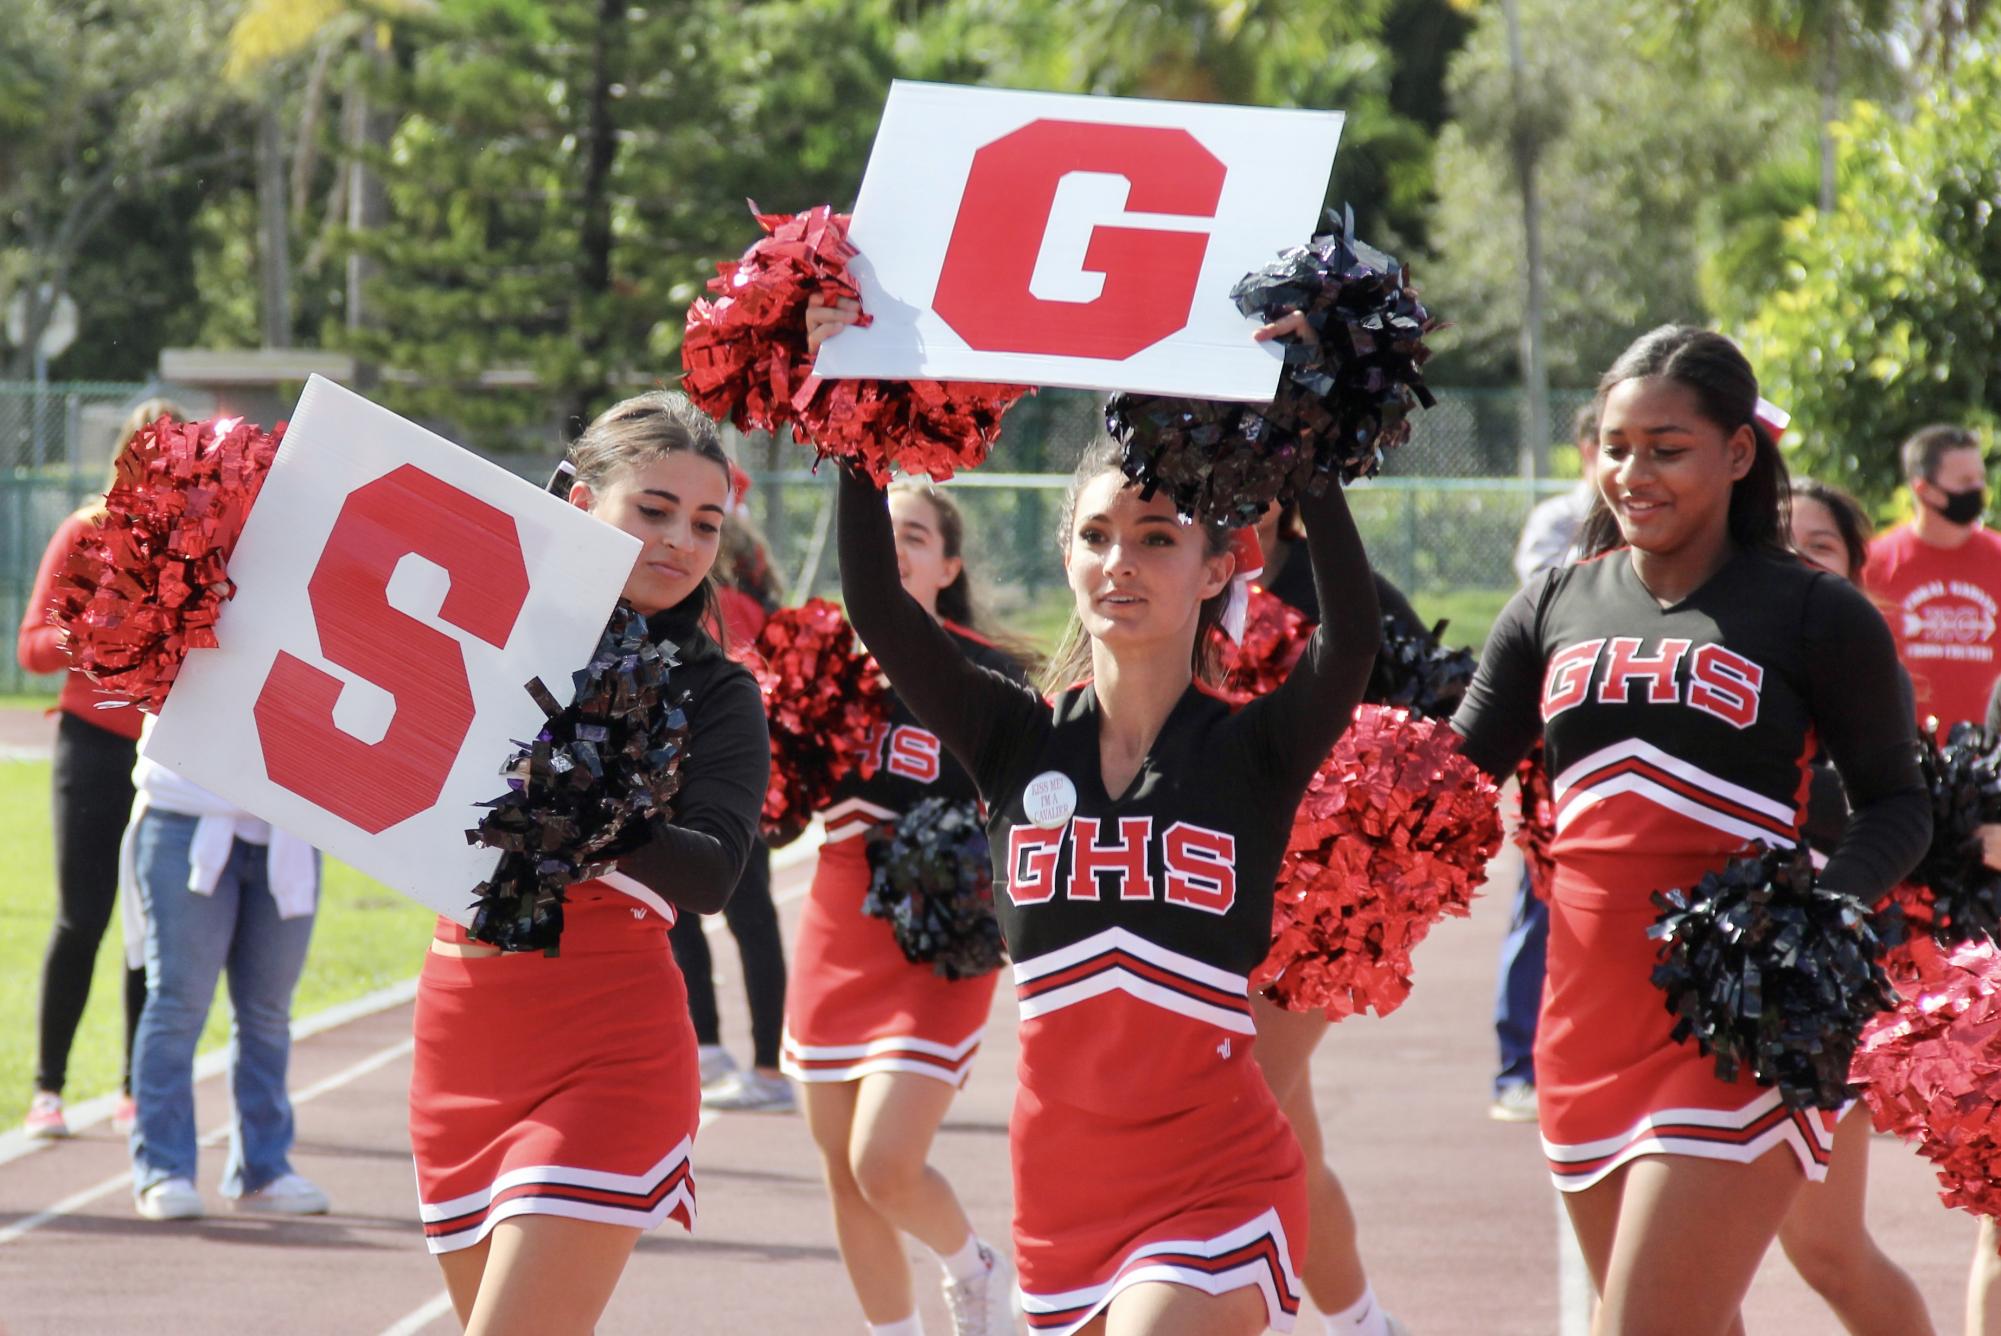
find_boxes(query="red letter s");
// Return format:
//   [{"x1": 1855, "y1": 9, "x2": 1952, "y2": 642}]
[
  {"x1": 253, "y1": 465, "x2": 531, "y2": 833},
  {"x1": 931, "y1": 120, "x2": 1225, "y2": 361}
]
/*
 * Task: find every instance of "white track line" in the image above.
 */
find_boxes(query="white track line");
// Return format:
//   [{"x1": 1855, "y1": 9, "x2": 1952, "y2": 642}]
[
  {"x1": 375, "y1": 1292, "x2": 455, "y2": 1336},
  {"x1": 0, "y1": 1038, "x2": 414, "y2": 1246},
  {"x1": 0, "y1": 976, "x2": 421, "y2": 1171},
  {"x1": 0, "y1": 840, "x2": 821, "y2": 1170},
  {"x1": 373, "y1": 1107, "x2": 724, "y2": 1336}
]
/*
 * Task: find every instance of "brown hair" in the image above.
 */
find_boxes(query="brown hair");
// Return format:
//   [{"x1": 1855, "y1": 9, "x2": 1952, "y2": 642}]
[
  {"x1": 888, "y1": 479, "x2": 1039, "y2": 672},
  {"x1": 1038, "y1": 437, "x2": 1233, "y2": 694},
  {"x1": 1900, "y1": 424, "x2": 1983, "y2": 484},
  {"x1": 719, "y1": 511, "x2": 784, "y2": 611},
  {"x1": 566, "y1": 390, "x2": 733, "y2": 649},
  {"x1": 1576, "y1": 325, "x2": 1791, "y2": 562},
  {"x1": 1790, "y1": 479, "x2": 1874, "y2": 583}
]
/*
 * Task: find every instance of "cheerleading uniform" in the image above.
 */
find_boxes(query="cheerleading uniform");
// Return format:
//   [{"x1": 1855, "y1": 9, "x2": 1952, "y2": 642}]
[
  {"x1": 408, "y1": 592, "x2": 769, "y2": 1254},
  {"x1": 781, "y1": 625, "x2": 1026, "y2": 1088},
  {"x1": 1452, "y1": 547, "x2": 1929, "y2": 1191},
  {"x1": 838, "y1": 471, "x2": 1380, "y2": 1335}
]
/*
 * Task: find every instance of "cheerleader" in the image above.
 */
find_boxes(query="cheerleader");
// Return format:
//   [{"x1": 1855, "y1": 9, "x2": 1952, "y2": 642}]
[
  {"x1": 1450, "y1": 326, "x2": 1930, "y2": 1335},
  {"x1": 408, "y1": 391, "x2": 770, "y2": 1336},
  {"x1": 782, "y1": 479, "x2": 1029, "y2": 1335},
  {"x1": 1776, "y1": 478, "x2": 1934, "y2": 1336},
  {"x1": 814, "y1": 299, "x2": 1381, "y2": 1336},
  {"x1": 1245, "y1": 501, "x2": 1416, "y2": 1336}
]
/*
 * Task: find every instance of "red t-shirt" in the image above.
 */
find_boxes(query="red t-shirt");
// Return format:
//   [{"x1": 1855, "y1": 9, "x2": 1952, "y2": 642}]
[{"x1": 1863, "y1": 522, "x2": 2001, "y2": 736}]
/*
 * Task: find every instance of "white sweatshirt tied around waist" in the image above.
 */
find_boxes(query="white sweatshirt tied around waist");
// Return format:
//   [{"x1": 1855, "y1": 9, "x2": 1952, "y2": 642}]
[{"x1": 118, "y1": 719, "x2": 318, "y2": 967}]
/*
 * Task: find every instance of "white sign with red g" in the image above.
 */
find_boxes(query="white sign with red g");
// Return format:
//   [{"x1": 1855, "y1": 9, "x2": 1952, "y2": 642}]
[
  {"x1": 145, "y1": 375, "x2": 640, "y2": 924},
  {"x1": 810, "y1": 82, "x2": 1344, "y2": 401}
]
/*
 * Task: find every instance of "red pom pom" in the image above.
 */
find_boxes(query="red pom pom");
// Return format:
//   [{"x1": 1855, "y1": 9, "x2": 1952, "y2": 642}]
[
  {"x1": 681, "y1": 204, "x2": 1029, "y2": 483},
  {"x1": 1255, "y1": 705, "x2": 1504, "y2": 1020},
  {"x1": 1512, "y1": 745, "x2": 1556, "y2": 903},
  {"x1": 752, "y1": 598, "x2": 890, "y2": 845},
  {"x1": 1213, "y1": 586, "x2": 1311, "y2": 704},
  {"x1": 1854, "y1": 939, "x2": 2001, "y2": 1228},
  {"x1": 48, "y1": 415, "x2": 282, "y2": 713}
]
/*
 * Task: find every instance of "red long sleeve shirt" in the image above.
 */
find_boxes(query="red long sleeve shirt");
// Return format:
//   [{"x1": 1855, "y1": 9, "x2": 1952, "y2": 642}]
[{"x1": 15, "y1": 512, "x2": 142, "y2": 739}]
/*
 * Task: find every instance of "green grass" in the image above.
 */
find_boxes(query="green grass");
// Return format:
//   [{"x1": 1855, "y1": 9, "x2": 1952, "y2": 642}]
[
  {"x1": 0, "y1": 694, "x2": 58, "y2": 712},
  {"x1": 0, "y1": 759, "x2": 433, "y2": 1129},
  {"x1": 1410, "y1": 586, "x2": 1514, "y2": 655}
]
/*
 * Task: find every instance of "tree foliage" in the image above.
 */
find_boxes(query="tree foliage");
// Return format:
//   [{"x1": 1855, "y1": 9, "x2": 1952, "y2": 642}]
[
  {"x1": 1738, "y1": 56, "x2": 2001, "y2": 501},
  {"x1": 0, "y1": 0, "x2": 242, "y2": 378},
  {"x1": 1420, "y1": 0, "x2": 1819, "y2": 387}
]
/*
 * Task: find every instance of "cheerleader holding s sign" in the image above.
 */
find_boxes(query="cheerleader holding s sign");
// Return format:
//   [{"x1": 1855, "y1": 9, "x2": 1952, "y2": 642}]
[{"x1": 408, "y1": 392, "x2": 770, "y2": 1336}]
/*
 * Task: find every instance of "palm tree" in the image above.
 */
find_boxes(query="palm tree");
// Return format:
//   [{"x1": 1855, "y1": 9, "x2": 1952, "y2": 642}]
[{"x1": 224, "y1": 0, "x2": 430, "y2": 354}]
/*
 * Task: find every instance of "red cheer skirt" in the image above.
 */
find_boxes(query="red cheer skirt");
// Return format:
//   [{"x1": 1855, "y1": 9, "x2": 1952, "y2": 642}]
[
  {"x1": 781, "y1": 835, "x2": 997, "y2": 1087},
  {"x1": 1537, "y1": 863, "x2": 1838, "y2": 1192},
  {"x1": 409, "y1": 887, "x2": 700, "y2": 1254},
  {"x1": 1011, "y1": 1047, "x2": 1306, "y2": 1334}
]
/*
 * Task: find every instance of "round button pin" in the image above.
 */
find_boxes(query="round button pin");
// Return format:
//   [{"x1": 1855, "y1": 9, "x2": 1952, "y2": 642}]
[{"x1": 1022, "y1": 771, "x2": 1078, "y2": 830}]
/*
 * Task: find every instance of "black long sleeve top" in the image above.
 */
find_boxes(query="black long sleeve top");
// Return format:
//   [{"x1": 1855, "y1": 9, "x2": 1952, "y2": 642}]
[
  {"x1": 611, "y1": 591, "x2": 770, "y2": 915},
  {"x1": 1451, "y1": 546, "x2": 1929, "y2": 904}
]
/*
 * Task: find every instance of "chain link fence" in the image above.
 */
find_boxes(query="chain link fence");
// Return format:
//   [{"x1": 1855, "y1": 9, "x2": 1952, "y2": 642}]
[
  {"x1": 731, "y1": 387, "x2": 1597, "y2": 610},
  {"x1": 2, "y1": 382, "x2": 151, "y2": 695},
  {"x1": 1, "y1": 380, "x2": 1591, "y2": 694}
]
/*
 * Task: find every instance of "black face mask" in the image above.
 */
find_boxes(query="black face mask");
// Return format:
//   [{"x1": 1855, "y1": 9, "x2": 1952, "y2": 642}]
[{"x1": 1928, "y1": 484, "x2": 1988, "y2": 526}]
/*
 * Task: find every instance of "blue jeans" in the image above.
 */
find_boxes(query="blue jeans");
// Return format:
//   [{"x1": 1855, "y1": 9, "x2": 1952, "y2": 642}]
[
  {"x1": 1492, "y1": 864, "x2": 1548, "y2": 1095},
  {"x1": 129, "y1": 810, "x2": 316, "y2": 1196}
]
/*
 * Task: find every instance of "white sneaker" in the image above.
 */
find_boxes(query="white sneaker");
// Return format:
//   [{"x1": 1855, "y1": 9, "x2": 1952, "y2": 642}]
[
  {"x1": 697, "y1": 1044, "x2": 740, "y2": 1089},
  {"x1": 1487, "y1": 1082, "x2": 1538, "y2": 1124},
  {"x1": 1387, "y1": 1315, "x2": 1413, "y2": 1336},
  {"x1": 699, "y1": 1070, "x2": 796, "y2": 1113},
  {"x1": 135, "y1": 1177, "x2": 204, "y2": 1221},
  {"x1": 229, "y1": 1172, "x2": 330, "y2": 1215},
  {"x1": 942, "y1": 1240, "x2": 1013, "y2": 1336}
]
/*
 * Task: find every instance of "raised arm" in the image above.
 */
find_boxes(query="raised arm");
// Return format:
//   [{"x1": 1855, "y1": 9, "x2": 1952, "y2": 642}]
[
  {"x1": 1803, "y1": 575, "x2": 1930, "y2": 900},
  {"x1": 838, "y1": 469, "x2": 1044, "y2": 792},
  {"x1": 1240, "y1": 480, "x2": 1382, "y2": 791},
  {"x1": 614, "y1": 667, "x2": 770, "y2": 914}
]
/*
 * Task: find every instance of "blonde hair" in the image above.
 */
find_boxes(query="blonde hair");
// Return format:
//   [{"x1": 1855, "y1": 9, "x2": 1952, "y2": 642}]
[{"x1": 81, "y1": 396, "x2": 190, "y2": 519}]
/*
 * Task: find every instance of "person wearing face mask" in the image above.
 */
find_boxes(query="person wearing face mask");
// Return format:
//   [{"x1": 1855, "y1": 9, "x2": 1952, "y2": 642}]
[{"x1": 1862, "y1": 425, "x2": 2001, "y2": 739}]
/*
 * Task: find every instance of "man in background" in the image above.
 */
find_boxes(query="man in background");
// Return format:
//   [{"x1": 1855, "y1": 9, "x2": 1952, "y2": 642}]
[{"x1": 1864, "y1": 424, "x2": 2001, "y2": 737}]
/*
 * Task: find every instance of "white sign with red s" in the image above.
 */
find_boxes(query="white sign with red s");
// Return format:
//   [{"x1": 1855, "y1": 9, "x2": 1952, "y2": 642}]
[
  {"x1": 145, "y1": 375, "x2": 640, "y2": 924},
  {"x1": 811, "y1": 82, "x2": 1344, "y2": 401}
]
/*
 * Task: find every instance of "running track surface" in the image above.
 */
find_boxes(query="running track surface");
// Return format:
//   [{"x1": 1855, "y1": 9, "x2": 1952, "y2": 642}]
[{"x1": 0, "y1": 734, "x2": 1979, "y2": 1333}]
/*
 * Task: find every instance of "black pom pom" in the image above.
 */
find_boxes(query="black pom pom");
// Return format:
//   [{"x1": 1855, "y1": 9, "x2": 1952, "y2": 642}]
[
  {"x1": 1365, "y1": 617, "x2": 1476, "y2": 719},
  {"x1": 862, "y1": 798, "x2": 1006, "y2": 981},
  {"x1": 465, "y1": 605, "x2": 691, "y2": 952},
  {"x1": 1912, "y1": 721, "x2": 2001, "y2": 946},
  {"x1": 1104, "y1": 208, "x2": 1436, "y2": 526},
  {"x1": 1648, "y1": 844, "x2": 1896, "y2": 1111}
]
